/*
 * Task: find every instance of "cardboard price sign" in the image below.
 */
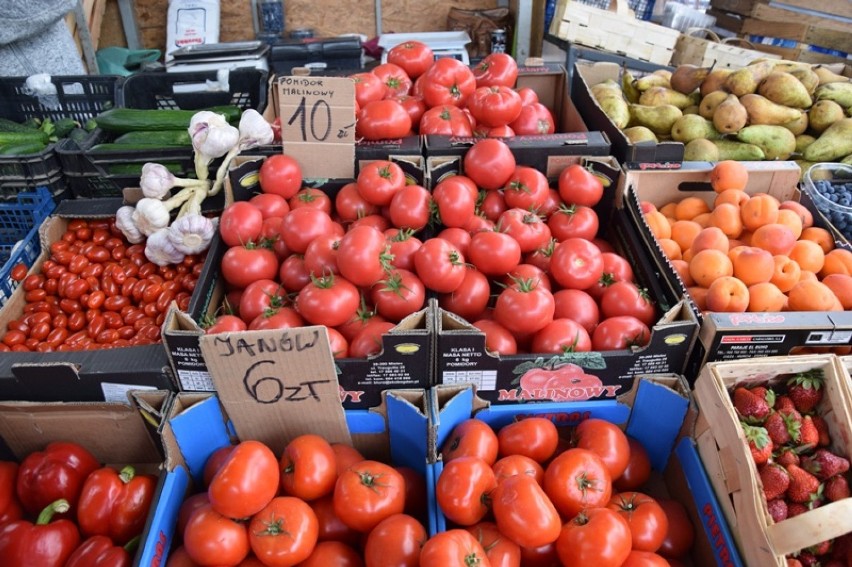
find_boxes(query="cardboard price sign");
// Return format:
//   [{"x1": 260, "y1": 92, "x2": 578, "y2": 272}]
[
  {"x1": 199, "y1": 327, "x2": 352, "y2": 453},
  {"x1": 278, "y1": 75, "x2": 356, "y2": 179}
]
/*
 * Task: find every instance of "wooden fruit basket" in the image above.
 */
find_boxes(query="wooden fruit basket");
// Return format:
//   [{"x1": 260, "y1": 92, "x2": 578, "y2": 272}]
[{"x1": 670, "y1": 27, "x2": 781, "y2": 69}]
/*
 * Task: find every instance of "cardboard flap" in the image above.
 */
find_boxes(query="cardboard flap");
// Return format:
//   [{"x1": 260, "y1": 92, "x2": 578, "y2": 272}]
[
  {"x1": 169, "y1": 393, "x2": 233, "y2": 482},
  {"x1": 386, "y1": 389, "x2": 429, "y2": 471},
  {"x1": 199, "y1": 326, "x2": 351, "y2": 455},
  {"x1": 10, "y1": 362, "x2": 81, "y2": 384},
  {"x1": 624, "y1": 377, "x2": 690, "y2": 472}
]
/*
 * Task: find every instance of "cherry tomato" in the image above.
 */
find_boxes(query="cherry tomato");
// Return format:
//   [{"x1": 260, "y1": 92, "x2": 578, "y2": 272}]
[{"x1": 10, "y1": 263, "x2": 27, "y2": 282}]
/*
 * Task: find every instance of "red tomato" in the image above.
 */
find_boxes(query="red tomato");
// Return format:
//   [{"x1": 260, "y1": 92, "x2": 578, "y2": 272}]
[
  {"x1": 510, "y1": 103, "x2": 555, "y2": 135},
  {"x1": 550, "y1": 238, "x2": 604, "y2": 290},
  {"x1": 492, "y1": 454, "x2": 544, "y2": 485},
  {"x1": 391, "y1": 95, "x2": 427, "y2": 131},
  {"x1": 543, "y1": 448, "x2": 612, "y2": 518},
  {"x1": 558, "y1": 164, "x2": 604, "y2": 207},
  {"x1": 473, "y1": 53, "x2": 519, "y2": 88},
  {"x1": 466, "y1": 522, "x2": 521, "y2": 567},
  {"x1": 433, "y1": 176, "x2": 478, "y2": 228},
  {"x1": 548, "y1": 205, "x2": 599, "y2": 242},
  {"x1": 248, "y1": 306, "x2": 304, "y2": 331},
  {"x1": 279, "y1": 434, "x2": 336, "y2": 501},
  {"x1": 464, "y1": 139, "x2": 516, "y2": 191},
  {"x1": 289, "y1": 188, "x2": 333, "y2": 215},
  {"x1": 389, "y1": 185, "x2": 431, "y2": 230},
  {"x1": 357, "y1": 99, "x2": 412, "y2": 140},
  {"x1": 499, "y1": 209, "x2": 552, "y2": 253},
  {"x1": 249, "y1": 193, "x2": 290, "y2": 219},
  {"x1": 221, "y1": 245, "x2": 278, "y2": 289},
  {"x1": 335, "y1": 182, "x2": 379, "y2": 224},
  {"x1": 303, "y1": 234, "x2": 341, "y2": 277},
  {"x1": 396, "y1": 466, "x2": 428, "y2": 522},
  {"x1": 656, "y1": 498, "x2": 695, "y2": 558},
  {"x1": 607, "y1": 491, "x2": 668, "y2": 552},
  {"x1": 592, "y1": 316, "x2": 652, "y2": 351},
  {"x1": 420, "y1": 58, "x2": 476, "y2": 107},
  {"x1": 203, "y1": 446, "x2": 235, "y2": 488},
  {"x1": 437, "y1": 227, "x2": 471, "y2": 257},
  {"x1": 348, "y1": 320, "x2": 394, "y2": 358},
  {"x1": 350, "y1": 72, "x2": 388, "y2": 106},
  {"x1": 467, "y1": 86, "x2": 523, "y2": 128},
  {"x1": 516, "y1": 87, "x2": 538, "y2": 106},
  {"x1": 371, "y1": 62, "x2": 413, "y2": 97},
  {"x1": 239, "y1": 279, "x2": 284, "y2": 325},
  {"x1": 386, "y1": 230, "x2": 422, "y2": 272},
  {"x1": 468, "y1": 231, "x2": 521, "y2": 277},
  {"x1": 441, "y1": 418, "x2": 499, "y2": 465},
  {"x1": 492, "y1": 474, "x2": 561, "y2": 549},
  {"x1": 531, "y1": 318, "x2": 592, "y2": 354},
  {"x1": 337, "y1": 225, "x2": 390, "y2": 288},
  {"x1": 600, "y1": 282, "x2": 656, "y2": 327},
  {"x1": 614, "y1": 437, "x2": 652, "y2": 492},
  {"x1": 279, "y1": 255, "x2": 311, "y2": 293},
  {"x1": 552, "y1": 289, "x2": 599, "y2": 335},
  {"x1": 183, "y1": 503, "x2": 249, "y2": 566},
  {"x1": 420, "y1": 529, "x2": 491, "y2": 567},
  {"x1": 364, "y1": 513, "x2": 426, "y2": 567},
  {"x1": 220, "y1": 202, "x2": 263, "y2": 248},
  {"x1": 602, "y1": 252, "x2": 635, "y2": 283},
  {"x1": 297, "y1": 274, "x2": 360, "y2": 327},
  {"x1": 370, "y1": 269, "x2": 426, "y2": 322},
  {"x1": 418, "y1": 105, "x2": 473, "y2": 136},
  {"x1": 386, "y1": 41, "x2": 434, "y2": 79},
  {"x1": 280, "y1": 208, "x2": 336, "y2": 254},
  {"x1": 473, "y1": 319, "x2": 518, "y2": 356},
  {"x1": 298, "y1": 541, "x2": 364, "y2": 567},
  {"x1": 622, "y1": 550, "x2": 672, "y2": 567},
  {"x1": 497, "y1": 417, "x2": 559, "y2": 463},
  {"x1": 503, "y1": 166, "x2": 549, "y2": 211},
  {"x1": 165, "y1": 546, "x2": 197, "y2": 567},
  {"x1": 208, "y1": 441, "x2": 279, "y2": 519},
  {"x1": 177, "y1": 492, "x2": 210, "y2": 539},
  {"x1": 438, "y1": 267, "x2": 490, "y2": 322},
  {"x1": 333, "y1": 460, "x2": 405, "y2": 532},
  {"x1": 437, "y1": 456, "x2": 497, "y2": 526},
  {"x1": 556, "y1": 508, "x2": 632, "y2": 567},
  {"x1": 413, "y1": 238, "x2": 466, "y2": 293},
  {"x1": 356, "y1": 160, "x2": 406, "y2": 207},
  {"x1": 259, "y1": 155, "x2": 303, "y2": 200},
  {"x1": 493, "y1": 278, "x2": 554, "y2": 336},
  {"x1": 574, "y1": 418, "x2": 630, "y2": 480},
  {"x1": 311, "y1": 494, "x2": 360, "y2": 547},
  {"x1": 248, "y1": 496, "x2": 318, "y2": 566},
  {"x1": 10, "y1": 263, "x2": 27, "y2": 282}
]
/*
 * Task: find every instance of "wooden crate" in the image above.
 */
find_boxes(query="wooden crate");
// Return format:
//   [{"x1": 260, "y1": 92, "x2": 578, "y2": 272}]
[
  {"x1": 549, "y1": 0, "x2": 680, "y2": 65},
  {"x1": 740, "y1": 16, "x2": 852, "y2": 54},
  {"x1": 711, "y1": 0, "x2": 852, "y2": 19},
  {"x1": 694, "y1": 354, "x2": 852, "y2": 567},
  {"x1": 750, "y1": 42, "x2": 851, "y2": 66},
  {"x1": 707, "y1": 8, "x2": 745, "y2": 34},
  {"x1": 670, "y1": 28, "x2": 779, "y2": 69}
]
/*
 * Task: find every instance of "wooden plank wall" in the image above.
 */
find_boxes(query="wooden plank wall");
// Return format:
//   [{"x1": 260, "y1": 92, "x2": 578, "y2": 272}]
[{"x1": 133, "y1": 0, "x2": 497, "y2": 51}]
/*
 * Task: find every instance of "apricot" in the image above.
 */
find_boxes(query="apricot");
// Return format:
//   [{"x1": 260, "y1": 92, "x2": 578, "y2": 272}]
[
  {"x1": 706, "y1": 276, "x2": 749, "y2": 313},
  {"x1": 689, "y1": 249, "x2": 733, "y2": 288},
  {"x1": 750, "y1": 224, "x2": 796, "y2": 256},
  {"x1": 730, "y1": 247, "x2": 774, "y2": 286},
  {"x1": 740, "y1": 194, "x2": 779, "y2": 232},
  {"x1": 748, "y1": 282, "x2": 787, "y2": 312},
  {"x1": 788, "y1": 280, "x2": 840, "y2": 312}
]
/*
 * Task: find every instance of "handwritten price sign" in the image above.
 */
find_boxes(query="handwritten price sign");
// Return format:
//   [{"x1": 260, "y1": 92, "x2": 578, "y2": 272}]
[{"x1": 278, "y1": 76, "x2": 356, "y2": 179}]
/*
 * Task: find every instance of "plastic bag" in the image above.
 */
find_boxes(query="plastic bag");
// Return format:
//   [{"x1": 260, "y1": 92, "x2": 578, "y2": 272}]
[
  {"x1": 165, "y1": 0, "x2": 221, "y2": 61},
  {"x1": 96, "y1": 47, "x2": 162, "y2": 76}
]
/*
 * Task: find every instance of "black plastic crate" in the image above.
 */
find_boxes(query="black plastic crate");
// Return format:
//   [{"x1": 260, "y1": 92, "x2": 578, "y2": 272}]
[
  {"x1": 118, "y1": 68, "x2": 268, "y2": 112},
  {"x1": 0, "y1": 75, "x2": 121, "y2": 200}
]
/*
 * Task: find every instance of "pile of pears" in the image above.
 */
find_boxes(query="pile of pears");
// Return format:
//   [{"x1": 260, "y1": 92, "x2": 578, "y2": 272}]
[{"x1": 591, "y1": 58, "x2": 852, "y2": 172}]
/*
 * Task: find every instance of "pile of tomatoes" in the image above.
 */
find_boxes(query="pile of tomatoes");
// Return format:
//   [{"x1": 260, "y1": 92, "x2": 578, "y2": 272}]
[
  {"x1": 0, "y1": 218, "x2": 204, "y2": 353},
  {"x1": 207, "y1": 138, "x2": 657, "y2": 356},
  {"x1": 352, "y1": 44, "x2": 556, "y2": 140},
  {"x1": 168, "y1": 435, "x2": 429, "y2": 567},
  {"x1": 434, "y1": 416, "x2": 696, "y2": 567}
]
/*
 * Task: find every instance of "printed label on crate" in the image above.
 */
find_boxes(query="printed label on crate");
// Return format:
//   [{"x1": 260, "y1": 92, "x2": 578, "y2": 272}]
[
  {"x1": 177, "y1": 370, "x2": 215, "y2": 391},
  {"x1": 101, "y1": 383, "x2": 157, "y2": 404}
]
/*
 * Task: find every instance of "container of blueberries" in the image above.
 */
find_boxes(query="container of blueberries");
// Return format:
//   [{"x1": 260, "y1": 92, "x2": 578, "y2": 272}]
[{"x1": 802, "y1": 162, "x2": 852, "y2": 245}]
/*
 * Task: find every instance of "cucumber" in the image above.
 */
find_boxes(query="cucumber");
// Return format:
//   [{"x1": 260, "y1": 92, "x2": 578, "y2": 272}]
[
  {"x1": 89, "y1": 143, "x2": 189, "y2": 153},
  {"x1": 0, "y1": 118, "x2": 40, "y2": 134},
  {"x1": 93, "y1": 105, "x2": 242, "y2": 133},
  {"x1": 53, "y1": 118, "x2": 80, "y2": 138},
  {"x1": 114, "y1": 130, "x2": 191, "y2": 146},
  {"x1": 68, "y1": 128, "x2": 90, "y2": 143},
  {"x1": 0, "y1": 131, "x2": 49, "y2": 145},
  {"x1": 106, "y1": 162, "x2": 185, "y2": 175},
  {"x1": 0, "y1": 141, "x2": 47, "y2": 155}
]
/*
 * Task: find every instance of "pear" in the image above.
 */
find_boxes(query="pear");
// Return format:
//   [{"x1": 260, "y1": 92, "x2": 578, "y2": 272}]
[
  {"x1": 770, "y1": 61, "x2": 811, "y2": 74},
  {"x1": 633, "y1": 74, "x2": 671, "y2": 91},
  {"x1": 739, "y1": 94, "x2": 803, "y2": 126},
  {"x1": 684, "y1": 138, "x2": 720, "y2": 161},
  {"x1": 699, "y1": 91, "x2": 730, "y2": 120},
  {"x1": 623, "y1": 126, "x2": 658, "y2": 144},
  {"x1": 725, "y1": 61, "x2": 777, "y2": 97},
  {"x1": 599, "y1": 96, "x2": 631, "y2": 129},
  {"x1": 700, "y1": 69, "x2": 733, "y2": 97},
  {"x1": 591, "y1": 80, "x2": 624, "y2": 101},
  {"x1": 813, "y1": 65, "x2": 850, "y2": 85},
  {"x1": 815, "y1": 82, "x2": 852, "y2": 108},
  {"x1": 712, "y1": 94, "x2": 748, "y2": 134},
  {"x1": 781, "y1": 112, "x2": 808, "y2": 136},
  {"x1": 758, "y1": 72, "x2": 813, "y2": 108},
  {"x1": 683, "y1": 105, "x2": 699, "y2": 115},
  {"x1": 808, "y1": 99, "x2": 845, "y2": 133},
  {"x1": 621, "y1": 66, "x2": 641, "y2": 104},
  {"x1": 795, "y1": 134, "x2": 817, "y2": 154},
  {"x1": 788, "y1": 68, "x2": 820, "y2": 95},
  {"x1": 803, "y1": 118, "x2": 852, "y2": 162},
  {"x1": 628, "y1": 104, "x2": 683, "y2": 135},
  {"x1": 653, "y1": 69, "x2": 673, "y2": 80},
  {"x1": 711, "y1": 139, "x2": 766, "y2": 161},
  {"x1": 671, "y1": 114, "x2": 719, "y2": 143},
  {"x1": 842, "y1": 154, "x2": 852, "y2": 165},
  {"x1": 736, "y1": 125, "x2": 796, "y2": 160},
  {"x1": 671, "y1": 64, "x2": 714, "y2": 94},
  {"x1": 639, "y1": 87, "x2": 696, "y2": 109}
]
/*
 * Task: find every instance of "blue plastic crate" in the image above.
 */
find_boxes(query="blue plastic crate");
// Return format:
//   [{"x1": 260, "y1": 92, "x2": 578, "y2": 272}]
[{"x1": 0, "y1": 187, "x2": 55, "y2": 306}]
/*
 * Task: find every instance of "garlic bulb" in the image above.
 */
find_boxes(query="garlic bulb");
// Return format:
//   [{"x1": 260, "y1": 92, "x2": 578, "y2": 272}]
[
  {"x1": 168, "y1": 214, "x2": 216, "y2": 255},
  {"x1": 190, "y1": 112, "x2": 240, "y2": 160},
  {"x1": 238, "y1": 109, "x2": 275, "y2": 150},
  {"x1": 145, "y1": 228, "x2": 185, "y2": 266},
  {"x1": 115, "y1": 205, "x2": 144, "y2": 244},
  {"x1": 139, "y1": 163, "x2": 175, "y2": 199},
  {"x1": 132, "y1": 198, "x2": 171, "y2": 236}
]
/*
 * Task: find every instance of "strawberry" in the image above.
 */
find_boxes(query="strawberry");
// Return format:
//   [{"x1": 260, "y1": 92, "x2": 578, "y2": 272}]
[
  {"x1": 760, "y1": 462, "x2": 790, "y2": 501},
  {"x1": 776, "y1": 447, "x2": 801, "y2": 467},
  {"x1": 765, "y1": 411, "x2": 792, "y2": 446},
  {"x1": 768, "y1": 498, "x2": 788, "y2": 522},
  {"x1": 787, "y1": 370, "x2": 824, "y2": 414},
  {"x1": 751, "y1": 385, "x2": 776, "y2": 409},
  {"x1": 797, "y1": 415, "x2": 820, "y2": 450},
  {"x1": 811, "y1": 415, "x2": 831, "y2": 447},
  {"x1": 787, "y1": 502, "x2": 809, "y2": 518},
  {"x1": 807, "y1": 540, "x2": 832, "y2": 556},
  {"x1": 802, "y1": 449, "x2": 851, "y2": 481},
  {"x1": 775, "y1": 395, "x2": 796, "y2": 413},
  {"x1": 733, "y1": 386, "x2": 771, "y2": 423},
  {"x1": 831, "y1": 533, "x2": 852, "y2": 563},
  {"x1": 786, "y1": 464, "x2": 822, "y2": 503},
  {"x1": 742, "y1": 423, "x2": 773, "y2": 465},
  {"x1": 824, "y1": 475, "x2": 850, "y2": 502},
  {"x1": 796, "y1": 552, "x2": 819, "y2": 567}
]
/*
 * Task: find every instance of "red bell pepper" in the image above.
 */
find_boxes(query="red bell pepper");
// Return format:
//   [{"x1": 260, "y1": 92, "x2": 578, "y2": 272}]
[
  {"x1": 0, "y1": 461, "x2": 22, "y2": 525},
  {"x1": 64, "y1": 534, "x2": 135, "y2": 567},
  {"x1": 16, "y1": 441, "x2": 100, "y2": 517},
  {"x1": 77, "y1": 465, "x2": 157, "y2": 545},
  {"x1": 0, "y1": 499, "x2": 81, "y2": 567}
]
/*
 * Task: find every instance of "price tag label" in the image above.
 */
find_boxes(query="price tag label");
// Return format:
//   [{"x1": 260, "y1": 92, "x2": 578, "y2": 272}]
[
  {"x1": 199, "y1": 326, "x2": 351, "y2": 454},
  {"x1": 278, "y1": 75, "x2": 356, "y2": 179}
]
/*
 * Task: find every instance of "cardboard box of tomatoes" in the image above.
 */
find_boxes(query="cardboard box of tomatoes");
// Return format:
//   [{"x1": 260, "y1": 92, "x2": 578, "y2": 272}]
[
  {"x1": 620, "y1": 161, "x2": 852, "y2": 375},
  {"x1": 162, "y1": 157, "x2": 434, "y2": 409},
  {"x1": 431, "y1": 154, "x2": 699, "y2": 405},
  {"x1": 0, "y1": 390, "x2": 177, "y2": 566},
  {"x1": 428, "y1": 374, "x2": 744, "y2": 566},
  {"x1": 0, "y1": 196, "x2": 213, "y2": 401}
]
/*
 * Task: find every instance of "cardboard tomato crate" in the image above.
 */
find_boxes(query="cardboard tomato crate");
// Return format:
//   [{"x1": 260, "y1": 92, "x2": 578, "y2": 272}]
[
  {"x1": 693, "y1": 354, "x2": 852, "y2": 566},
  {"x1": 162, "y1": 157, "x2": 433, "y2": 409},
  {"x1": 619, "y1": 161, "x2": 852, "y2": 375},
  {"x1": 430, "y1": 375, "x2": 744, "y2": 567},
  {"x1": 433, "y1": 156, "x2": 699, "y2": 404},
  {"x1": 0, "y1": 390, "x2": 177, "y2": 566}
]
